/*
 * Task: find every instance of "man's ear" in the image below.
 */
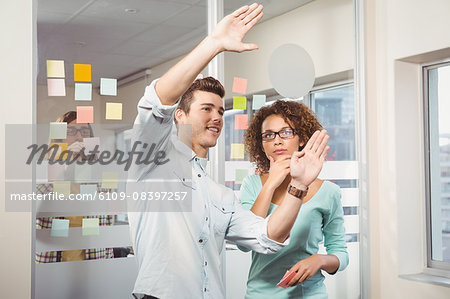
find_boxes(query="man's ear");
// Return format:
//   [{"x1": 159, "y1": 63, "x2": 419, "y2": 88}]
[{"x1": 175, "y1": 109, "x2": 185, "y2": 123}]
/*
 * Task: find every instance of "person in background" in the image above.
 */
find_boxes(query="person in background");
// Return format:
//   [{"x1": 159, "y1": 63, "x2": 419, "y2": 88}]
[
  {"x1": 36, "y1": 111, "x2": 114, "y2": 263},
  {"x1": 239, "y1": 100, "x2": 348, "y2": 298}
]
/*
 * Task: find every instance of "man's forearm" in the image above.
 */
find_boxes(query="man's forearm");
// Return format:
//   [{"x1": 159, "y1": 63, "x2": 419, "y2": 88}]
[{"x1": 155, "y1": 36, "x2": 222, "y2": 106}]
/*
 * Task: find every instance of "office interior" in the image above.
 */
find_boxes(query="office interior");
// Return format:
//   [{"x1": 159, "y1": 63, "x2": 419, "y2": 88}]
[{"x1": 1, "y1": 0, "x2": 450, "y2": 298}]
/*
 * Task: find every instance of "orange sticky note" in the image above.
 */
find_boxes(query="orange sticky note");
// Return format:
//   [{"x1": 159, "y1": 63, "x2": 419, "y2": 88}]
[
  {"x1": 232, "y1": 77, "x2": 248, "y2": 94},
  {"x1": 230, "y1": 144, "x2": 245, "y2": 159},
  {"x1": 74, "y1": 64, "x2": 91, "y2": 82},
  {"x1": 105, "y1": 102, "x2": 122, "y2": 120},
  {"x1": 77, "y1": 106, "x2": 94, "y2": 124},
  {"x1": 47, "y1": 79, "x2": 66, "y2": 96},
  {"x1": 235, "y1": 114, "x2": 248, "y2": 130}
]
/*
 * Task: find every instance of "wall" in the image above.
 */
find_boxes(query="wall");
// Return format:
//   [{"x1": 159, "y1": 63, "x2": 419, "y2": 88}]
[
  {"x1": 0, "y1": 0, "x2": 33, "y2": 298},
  {"x1": 366, "y1": 0, "x2": 450, "y2": 297}
]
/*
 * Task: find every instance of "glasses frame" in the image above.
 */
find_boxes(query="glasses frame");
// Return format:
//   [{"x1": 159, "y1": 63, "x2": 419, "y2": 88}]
[{"x1": 261, "y1": 128, "x2": 297, "y2": 142}]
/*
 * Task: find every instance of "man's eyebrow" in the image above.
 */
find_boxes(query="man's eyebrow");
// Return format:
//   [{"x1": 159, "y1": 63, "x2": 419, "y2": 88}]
[{"x1": 201, "y1": 103, "x2": 224, "y2": 111}]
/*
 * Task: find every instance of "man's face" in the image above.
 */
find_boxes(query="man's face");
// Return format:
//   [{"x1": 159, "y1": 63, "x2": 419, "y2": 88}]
[{"x1": 176, "y1": 90, "x2": 224, "y2": 156}]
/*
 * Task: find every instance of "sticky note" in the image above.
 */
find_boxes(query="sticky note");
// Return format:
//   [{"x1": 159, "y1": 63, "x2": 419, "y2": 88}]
[
  {"x1": 48, "y1": 163, "x2": 65, "y2": 181},
  {"x1": 53, "y1": 181, "x2": 71, "y2": 197},
  {"x1": 235, "y1": 114, "x2": 248, "y2": 130},
  {"x1": 252, "y1": 94, "x2": 266, "y2": 110},
  {"x1": 51, "y1": 219, "x2": 70, "y2": 237},
  {"x1": 77, "y1": 106, "x2": 94, "y2": 124},
  {"x1": 230, "y1": 144, "x2": 245, "y2": 159},
  {"x1": 102, "y1": 172, "x2": 118, "y2": 189},
  {"x1": 49, "y1": 122, "x2": 67, "y2": 139},
  {"x1": 277, "y1": 270, "x2": 297, "y2": 288},
  {"x1": 235, "y1": 169, "x2": 248, "y2": 184},
  {"x1": 46, "y1": 60, "x2": 65, "y2": 78},
  {"x1": 75, "y1": 164, "x2": 91, "y2": 181},
  {"x1": 74, "y1": 64, "x2": 91, "y2": 82},
  {"x1": 233, "y1": 96, "x2": 247, "y2": 110},
  {"x1": 75, "y1": 83, "x2": 92, "y2": 101},
  {"x1": 100, "y1": 78, "x2": 117, "y2": 96},
  {"x1": 80, "y1": 184, "x2": 97, "y2": 195},
  {"x1": 82, "y1": 218, "x2": 99, "y2": 236},
  {"x1": 232, "y1": 77, "x2": 248, "y2": 94},
  {"x1": 83, "y1": 137, "x2": 100, "y2": 153},
  {"x1": 49, "y1": 142, "x2": 68, "y2": 160},
  {"x1": 105, "y1": 102, "x2": 122, "y2": 120},
  {"x1": 47, "y1": 78, "x2": 66, "y2": 96}
]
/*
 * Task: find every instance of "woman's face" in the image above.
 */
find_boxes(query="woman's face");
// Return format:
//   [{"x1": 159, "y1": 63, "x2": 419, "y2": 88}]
[
  {"x1": 65, "y1": 120, "x2": 91, "y2": 145},
  {"x1": 261, "y1": 114, "x2": 302, "y2": 162}
]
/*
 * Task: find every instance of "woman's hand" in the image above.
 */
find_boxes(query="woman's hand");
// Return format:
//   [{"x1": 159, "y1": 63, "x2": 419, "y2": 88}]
[
  {"x1": 290, "y1": 130, "x2": 329, "y2": 189},
  {"x1": 287, "y1": 255, "x2": 324, "y2": 286},
  {"x1": 266, "y1": 155, "x2": 291, "y2": 189},
  {"x1": 68, "y1": 141, "x2": 85, "y2": 154},
  {"x1": 210, "y1": 3, "x2": 263, "y2": 53}
]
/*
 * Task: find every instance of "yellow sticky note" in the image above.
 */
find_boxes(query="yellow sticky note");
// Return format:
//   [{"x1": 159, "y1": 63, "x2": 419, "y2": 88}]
[
  {"x1": 53, "y1": 181, "x2": 71, "y2": 197},
  {"x1": 105, "y1": 102, "x2": 122, "y2": 120},
  {"x1": 232, "y1": 77, "x2": 248, "y2": 94},
  {"x1": 233, "y1": 96, "x2": 247, "y2": 110},
  {"x1": 235, "y1": 114, "x2": 248, "y2": 130},
  {"x1": 82, "y1": 218, "x2": 99, "y2": 236},
  {"x1": 74, "y1": 64, "x2": 91, "y2": 82},
  {"x1": 102, "y1": 172, "x2": 118, "y2": 189},
  {"x1": 230, "y1": 144, "x2": 245, "y2": 159},
  {"x1": 49, "y1": 142, "x2": 68, "y2": 160},
  {"x1": 47, "y1": 60, "x2": 65, "y2": 78}
]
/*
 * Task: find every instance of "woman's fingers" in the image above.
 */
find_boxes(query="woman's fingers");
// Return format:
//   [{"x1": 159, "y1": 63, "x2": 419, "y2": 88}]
[
  {"x1": 304, "y1": 130, "x2": 320, "y2": 151},
  {"x1": 242, "y1": 4, "x2": 263, "y2": 25},
  {"x1": 237, "y1": 3, "x2": 258, "y2": 20},
  {"x1": 232, "y1": 5, "x2": 250, "y2": 18},
  {"x1": 310, "y1": 130, "x2": 327, "y2": 153},
  {"x1": 320, "y1": 146, "x2": 330, "y2": 161}
]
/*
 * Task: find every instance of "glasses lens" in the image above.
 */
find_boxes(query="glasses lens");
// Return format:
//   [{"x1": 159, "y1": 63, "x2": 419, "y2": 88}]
[
  {"x1": 66, "y1": 127, "x2": 77, "y2": 136},
  {"x1": 262, "y1": 133, "x2": 275, "y2": 141},
  {"x1": 280, "y1": 129, "x2": 294, "y2": 138},
  {"x1": 80, "y1": 128, "x2": 91, "y2": 136}
]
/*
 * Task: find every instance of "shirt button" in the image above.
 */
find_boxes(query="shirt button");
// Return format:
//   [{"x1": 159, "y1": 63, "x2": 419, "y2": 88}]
[
  {"x1": 205, "y1": 217, "x2": 208, "y2": 221},
  {"x1": 199, "y1": 239, "x2": 203, "y2": 243},
  {"x1": 204, "y1": 288, "x2": 207, "y2": 292},
  {"x1": 222, "y1": 207, "x2": 225, "y2": 211},
  {"x1": 198, "y1": 174, "x2": 201, "y2": 178},
  {"x1": 205, "y1": 261, "x2": 207, "y2": 266}
]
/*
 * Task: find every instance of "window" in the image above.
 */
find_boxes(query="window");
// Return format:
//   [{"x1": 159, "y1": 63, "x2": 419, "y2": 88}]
[{"x1": 424, "y1": 61, "x2": 450, "y2": 270}]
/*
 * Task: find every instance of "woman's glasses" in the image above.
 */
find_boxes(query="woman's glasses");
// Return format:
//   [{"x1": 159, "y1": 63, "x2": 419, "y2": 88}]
[
  {"x1": 67, "y1": 126, "x2": 91, "y2": 137},
  {"x1": 261, "y1": 128, "x2": 296, "y2": 141}
]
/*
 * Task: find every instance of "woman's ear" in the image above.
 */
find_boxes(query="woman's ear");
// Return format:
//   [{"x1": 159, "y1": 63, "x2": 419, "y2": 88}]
[{"x1": 299, "y1": 142, "x2": 305, "y2": 151}]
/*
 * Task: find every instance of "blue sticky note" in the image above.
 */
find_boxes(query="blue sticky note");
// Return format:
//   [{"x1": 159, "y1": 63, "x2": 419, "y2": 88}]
[
  {"x1": 82, "y1": 218, "x2": 99, "y2": 236},
  {"x1": 100, "y1": 78, "x2": 117, "y2": 96},
  {"x1": 80, "y1": 184, "x2": 97, "y2": 195},
  {"x1": 75, "y1": 83, "x2": 92, "y2": 101},
  {"x1": 252, "y1": 94, "x2": 266, "y2": 110},
  {"x1": 51, "y1": 219, "x2": 69, "y2": 237}
]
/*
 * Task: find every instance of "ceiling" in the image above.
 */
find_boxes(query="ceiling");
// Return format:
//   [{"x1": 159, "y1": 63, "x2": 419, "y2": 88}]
[{"x1": 37, "y1": 0, "x2": 313, "y2": 86}]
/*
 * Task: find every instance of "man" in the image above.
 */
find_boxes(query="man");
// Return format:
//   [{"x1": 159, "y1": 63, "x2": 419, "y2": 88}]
[{"x1": 127, "y1": 3, "x2": 329, "y2": 298}]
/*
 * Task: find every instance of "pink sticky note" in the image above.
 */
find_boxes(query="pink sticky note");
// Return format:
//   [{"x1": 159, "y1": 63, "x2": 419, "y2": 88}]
[
  {"x1": 77, "y1": 106, "x2": 94, "y2": 124},
  {"x1": 235, "y1": 114, "x2": 248, "y2": 130},
  {"x1": 276, "y1": 270, "x2": 297, "y2": 289},
  {"x1": 232, "y1": 77, "x2": 248, "y2": 94},
  {"x1": 83, "y1": 137, "x2": 100, "y2": 153},
  {"x1": 48, "y1": 163, "x2": 65, "y2": 181},
  {"x1": 47, "y1": 78, "x2": 66, "y2": 96}
]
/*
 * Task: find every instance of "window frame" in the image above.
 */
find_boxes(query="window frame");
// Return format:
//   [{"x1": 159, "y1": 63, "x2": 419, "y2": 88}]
[{"x1": 423, "y1": 59, "x2": 450, "y2": 273}]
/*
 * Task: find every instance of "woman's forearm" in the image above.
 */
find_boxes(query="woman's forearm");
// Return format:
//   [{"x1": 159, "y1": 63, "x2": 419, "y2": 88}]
[{"x1": 250, "y1": 182, "x2": 276, "y2": 217}]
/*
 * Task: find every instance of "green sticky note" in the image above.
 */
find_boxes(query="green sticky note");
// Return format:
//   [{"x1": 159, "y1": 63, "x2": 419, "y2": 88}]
[
  {"x1": 235, "y1": 169, "x2": 248, "y2": 184},
  {"x1": 102, "y1": 172, "x2": 118, "y2": 189},
  {"x1": 230, "y1": 144, "x2": 245, "y2": 159},
  {"x1": 252, "y1": 94, "x2": 266, "y2": 110},
  {"x1": 233, "y1": 96, "x2": 247, "y2": 110},
  {"x1": 75, "y1": 83, "x2": 92, "y2": 101},
  {"x1": 75, "y1": 164, "x2": 91, "y2": 182},
  {"x1": 53, "y1": 181, "x2": 71, "y2": 197},
  {"x1": 49, "y1": 122, "x2": 67, "y2": 139},
  {"x1": 51, "y1": 219, "x2": 69, "y2": 237},
  {"x1": 82, "y1": 218, "x2": 99, "y2": 236}
]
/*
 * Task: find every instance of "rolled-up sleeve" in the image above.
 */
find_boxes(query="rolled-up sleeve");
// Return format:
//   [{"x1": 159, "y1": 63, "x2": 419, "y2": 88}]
[{"x1": 226, "y1": 198, "x2": 290, "y2": 254}]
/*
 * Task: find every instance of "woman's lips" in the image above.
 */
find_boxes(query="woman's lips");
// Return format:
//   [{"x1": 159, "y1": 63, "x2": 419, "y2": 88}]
[{"x1": 274, "y1": 149, "x2": 287, "y2": 154}]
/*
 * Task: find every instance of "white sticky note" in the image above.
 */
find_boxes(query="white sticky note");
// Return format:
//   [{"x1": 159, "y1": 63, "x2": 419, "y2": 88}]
[
  {"x1": 49, "y1": 122, "x2": 67, "y2": 139},
  {"x1": 100, "y1": 78, "x2": 117, "y2": 96},
  {"x1": 47, "y1": 78, "x2": 66, "y2": 96},
  {"x1": 51, "y1": 219, "x2": 69, "y2": 237},
  {"x1": 83, "y1": 137, "x2": 100, "y2": 153},
  {"x1": 80, "y1": 184, "x2": 97, "y2": 195},
  {"x1": 75, "y1": 83, "x2": 92, "y2": 101}
]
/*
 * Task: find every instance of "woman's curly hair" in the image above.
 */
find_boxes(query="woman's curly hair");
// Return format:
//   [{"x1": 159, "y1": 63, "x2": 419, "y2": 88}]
[{"x1": 244, "y1": 100, "x2": 322, "y2": 173}]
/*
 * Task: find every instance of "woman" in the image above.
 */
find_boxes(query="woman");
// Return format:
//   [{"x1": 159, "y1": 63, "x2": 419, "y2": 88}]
[
  {"x1": 239, "y1": 100, "x2": 348, "y2": 298},
  {"x1": 36, "y1": 111, "x2": 114, "y2": 262}
]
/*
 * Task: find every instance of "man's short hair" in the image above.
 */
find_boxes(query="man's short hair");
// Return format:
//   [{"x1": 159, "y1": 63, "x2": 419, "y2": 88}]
[{"x1": 175, "y1": 77, "x2": 225, "y2": 123}]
